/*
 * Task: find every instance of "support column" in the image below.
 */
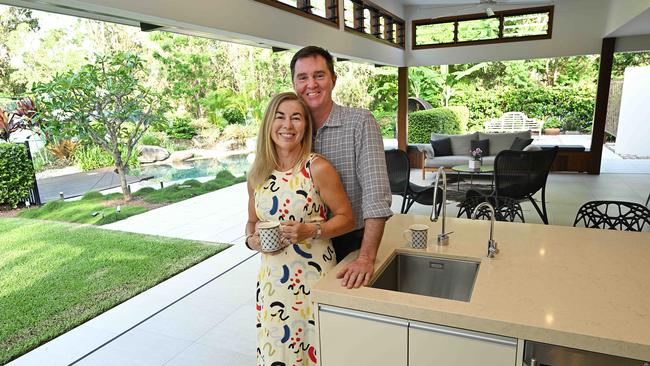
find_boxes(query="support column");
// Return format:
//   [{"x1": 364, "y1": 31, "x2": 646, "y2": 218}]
[
  {"x1": 589, "y1": 37, "x2": 615, "y2": 174},
  {"x1": 397, "y1": 67, "x2": 408, "y2": 151}
]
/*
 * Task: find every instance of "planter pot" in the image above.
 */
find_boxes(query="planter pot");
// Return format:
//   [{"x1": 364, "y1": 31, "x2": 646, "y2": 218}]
[
  {"x1": 468, "y1": 159, "x2": 481, "y2": 170},
  {"x1": 543, "y1": 128, "x2": 561, "y2": 136}
]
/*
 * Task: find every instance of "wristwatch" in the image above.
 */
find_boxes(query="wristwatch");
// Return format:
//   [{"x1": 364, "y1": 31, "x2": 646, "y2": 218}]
[{"x1": 313, "y1": 222, "x2": 322, "y2": 240}]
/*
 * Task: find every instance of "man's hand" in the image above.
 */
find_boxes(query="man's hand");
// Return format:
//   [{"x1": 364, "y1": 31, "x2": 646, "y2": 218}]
[{"x1": 336, "y1": 254, "x2": 374, "y2": 289}]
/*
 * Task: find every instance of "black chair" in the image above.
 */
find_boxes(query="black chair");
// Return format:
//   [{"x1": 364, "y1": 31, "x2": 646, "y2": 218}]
[
  {"x1": 463, "y1": 147, "x2": 558, "y2": 224},
  {"x1": 384, "y1": 149, "x2": 442, "y2": 215},
  {"x1": 646, "y1": 192, "x2": 649, "y2": 208},
  {"x1": 457, "y1": 194, "x2": 525, "y2": 222},
  {"x1": 573, "y1": 200, "x2": 650, "y2": 231}
]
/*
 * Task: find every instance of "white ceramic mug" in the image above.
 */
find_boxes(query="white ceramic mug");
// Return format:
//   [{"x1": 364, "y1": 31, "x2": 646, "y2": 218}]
[
  {"x1": 258, "y1": 221, "x2": 282, "y2": 252},
  {"x1": 402, "y1": 224, "x2": 429, "y2": 249}
]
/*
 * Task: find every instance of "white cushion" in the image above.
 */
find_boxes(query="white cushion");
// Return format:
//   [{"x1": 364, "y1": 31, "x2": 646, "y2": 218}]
[{"x1": 478, "y1": 131, "x2": 531, "y2": 155}]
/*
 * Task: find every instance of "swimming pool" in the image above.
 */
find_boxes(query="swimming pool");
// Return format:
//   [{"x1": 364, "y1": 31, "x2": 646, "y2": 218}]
[{"x1": 135, "y1": 153, "x2": 251, "y2": 182}]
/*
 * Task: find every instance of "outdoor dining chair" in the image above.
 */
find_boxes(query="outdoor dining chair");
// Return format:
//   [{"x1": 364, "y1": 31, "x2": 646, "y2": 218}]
[
  {"x1": 463, "y1": 147, "x2": 558, "y2": 224},
  {"x1": 384, "y1": 149, "x2": 442, "y2": 215},
  {"x1": 573, "y1": 200, "x2": 650, "y2": 231},
  {"x1": 457, "y1": 194, "x2": 525, "y2": 222}
]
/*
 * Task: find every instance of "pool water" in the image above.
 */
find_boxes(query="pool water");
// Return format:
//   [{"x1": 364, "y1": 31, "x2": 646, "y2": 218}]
[{"x1": 135, "y1": 154, "x2": 251, "y2": 182}]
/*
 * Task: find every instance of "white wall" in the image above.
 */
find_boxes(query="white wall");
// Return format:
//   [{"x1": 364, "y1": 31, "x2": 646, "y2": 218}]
[
  {"x1": 605, "y1": 0, "x2": 650, "y2": 36},
  {"x1": 615, "y1": 66, "x2": 650, "y2": 157},
  {"x1": 406, "y1": 0, "x2": 613, "y2": 66},
  {"x1": 616, "y1": 35, "x2": 650, "y2": 52},
  {"x1": 2, "y1": 0, "x2": 405, "y2": 66}
]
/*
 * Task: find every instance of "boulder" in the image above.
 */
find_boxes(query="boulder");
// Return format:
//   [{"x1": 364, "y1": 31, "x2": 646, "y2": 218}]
[
  {"x1": 138, "y1": 145, "x2": 170, "y2": 163},
  {"x1": 170, "y1": 150, "x2": 194, "y2": 162}
]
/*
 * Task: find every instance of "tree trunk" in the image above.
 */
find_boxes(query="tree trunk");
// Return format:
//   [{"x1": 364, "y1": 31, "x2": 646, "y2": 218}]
[{"x1": 114, "y1": 154, "x2": 131, "y2": 201}]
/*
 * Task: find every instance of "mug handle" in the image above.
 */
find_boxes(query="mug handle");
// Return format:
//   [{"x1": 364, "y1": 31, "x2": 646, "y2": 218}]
[{"x1": 402, "y1": 229, "x2": 412, "y2": 244}]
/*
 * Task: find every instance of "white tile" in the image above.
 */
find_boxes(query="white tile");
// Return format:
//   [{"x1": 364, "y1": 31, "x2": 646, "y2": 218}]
[{"x1": 164, "y1": 342, "x2": 253, "y2": 366}]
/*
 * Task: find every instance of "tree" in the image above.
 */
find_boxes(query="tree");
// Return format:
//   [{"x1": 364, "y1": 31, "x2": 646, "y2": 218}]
[
  {"x1": 34, "y1": 52, "x2": 167, "y2": 200},
  {"x1": 0, "y1": 6, "x2": 40, "y2": 96}
]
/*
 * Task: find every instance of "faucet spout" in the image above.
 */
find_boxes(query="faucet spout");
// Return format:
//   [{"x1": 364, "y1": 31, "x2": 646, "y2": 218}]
[
  {"x1": 431, "y1": 167, "x2": 451, "y2": 246},
  {"x1": 472, "y1": 202, "x2": 499, "y2": 258}
]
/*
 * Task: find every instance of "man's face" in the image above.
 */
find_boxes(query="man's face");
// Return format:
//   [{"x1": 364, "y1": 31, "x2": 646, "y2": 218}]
[{"x1": 292, "y1": 55, "x2": 336, "y2": 113}]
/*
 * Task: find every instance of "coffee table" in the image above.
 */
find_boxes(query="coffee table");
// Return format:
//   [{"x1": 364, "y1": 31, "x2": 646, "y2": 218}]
[{"x1": 451, "y1": 164, "x2": 494, "y2": 190}]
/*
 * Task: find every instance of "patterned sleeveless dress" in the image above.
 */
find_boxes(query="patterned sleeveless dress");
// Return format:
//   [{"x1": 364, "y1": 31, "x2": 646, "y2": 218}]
[{"x1": 253, "y1": 154, "x2": 336, "y2": 366}]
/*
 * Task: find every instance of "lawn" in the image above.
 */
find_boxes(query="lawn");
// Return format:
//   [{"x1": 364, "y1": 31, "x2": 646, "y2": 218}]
[
  {"x1": 0, "y1": 217, "x2": 229, "y2": 364},
  {"x1": 16, "y1": 170, "x2": 247, "y2": 225}
]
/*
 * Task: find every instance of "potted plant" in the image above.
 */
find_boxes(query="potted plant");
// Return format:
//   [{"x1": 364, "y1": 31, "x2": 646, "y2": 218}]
[
  {"x1": 469, "y1": 147, "x2": 482, "y2": 170},
  {"x1": 562, "y1": 115, "x2": 582, "y2": 135},
  {"x1": 543, "y1": 117, "x2": 562, "y2": 135}
]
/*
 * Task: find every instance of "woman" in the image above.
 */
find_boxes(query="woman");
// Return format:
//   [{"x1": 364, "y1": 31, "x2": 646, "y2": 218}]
[{"x1": 246, "y1": 92, "x2": 354, "y2": 365}]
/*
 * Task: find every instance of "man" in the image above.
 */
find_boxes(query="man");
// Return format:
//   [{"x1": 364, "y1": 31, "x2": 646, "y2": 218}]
[{"x1": 291, "y1": 46, "x2": 392, "y2": 289}]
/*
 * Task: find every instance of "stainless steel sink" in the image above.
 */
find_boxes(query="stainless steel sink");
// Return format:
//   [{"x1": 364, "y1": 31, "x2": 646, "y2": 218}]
[{"x1": 370, "y1": 253, "x2": 479, "y2": 302}]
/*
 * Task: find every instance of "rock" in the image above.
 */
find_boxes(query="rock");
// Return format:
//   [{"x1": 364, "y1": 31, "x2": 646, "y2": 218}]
[
  {"x1": 138, "y1": 145, "x2": 170, "y2": 163},
  {"x1": 170, "y1": 150, "x2": 194, "y2": 162}
]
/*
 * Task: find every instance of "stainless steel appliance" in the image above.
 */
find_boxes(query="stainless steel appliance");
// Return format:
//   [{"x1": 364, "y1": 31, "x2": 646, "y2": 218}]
[{"x1": 524, "y1": 340, "x2": 649, "y2": 366}]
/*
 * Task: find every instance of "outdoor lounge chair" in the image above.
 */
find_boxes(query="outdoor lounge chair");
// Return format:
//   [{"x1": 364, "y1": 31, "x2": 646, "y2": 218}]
[
  {"x1": 573, "y1": 200, "x2": 650, "y2": 231},
  {"x1": 463, "y1": 147, "x2": 558, "y2": 224},
  {"x1": 385, "y1": 149, "x2": 442, "y2": 215}
]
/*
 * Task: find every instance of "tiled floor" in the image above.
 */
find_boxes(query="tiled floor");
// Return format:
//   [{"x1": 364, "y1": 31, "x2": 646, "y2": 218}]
[{"x1": 9, "y1": 171, "x2": 650, "y2": 366}]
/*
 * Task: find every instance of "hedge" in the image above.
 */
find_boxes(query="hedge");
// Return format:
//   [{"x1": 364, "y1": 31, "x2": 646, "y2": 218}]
[
  {"x1": 372, "y1": 111, "x2": 396, "y2": 138},
  {"x1": 0, "y1": 143, "x2": 35, "y2": 207},
  {"x1": 446, "y1": 105, "x2": 470, "y2": 133},
  {"x1": 408, "y1": 108, "x2": 462, "y2": 143}
]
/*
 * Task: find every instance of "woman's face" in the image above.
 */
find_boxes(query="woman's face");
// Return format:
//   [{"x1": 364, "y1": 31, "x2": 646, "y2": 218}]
[{"x1": 271, "y1": 99, "x2": 307, "y2": 152}]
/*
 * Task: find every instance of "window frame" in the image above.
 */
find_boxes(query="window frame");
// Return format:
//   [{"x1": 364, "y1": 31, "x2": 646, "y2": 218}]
[
  {"x1": 412, "y1": 5, "x2": 554, "y2": 50},
  {"x1": 344, "y1": 0, "x2": 405, "y2": 49},
  {"x1": 255, "y1": 0, "x2": 340, "y2": 28}
]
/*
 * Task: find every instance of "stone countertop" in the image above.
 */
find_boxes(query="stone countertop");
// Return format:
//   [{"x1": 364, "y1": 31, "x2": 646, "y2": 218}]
[{"x1": 312, "y1": 214, "x2": 650, "y2": 361}]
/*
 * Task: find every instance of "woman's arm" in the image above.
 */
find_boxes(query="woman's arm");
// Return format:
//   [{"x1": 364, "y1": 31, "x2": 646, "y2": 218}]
[
  {"x1": 281, "y1": 156, "x2": 355, "y2": 242},
  {"x1": 245, "y1": 181, "x2": 262, "y2": 251}
]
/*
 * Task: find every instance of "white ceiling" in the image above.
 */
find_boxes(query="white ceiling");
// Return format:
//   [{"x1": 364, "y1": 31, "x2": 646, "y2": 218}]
[{"x1": 399, "y1": 0, "x2": 551, "y2": 5}]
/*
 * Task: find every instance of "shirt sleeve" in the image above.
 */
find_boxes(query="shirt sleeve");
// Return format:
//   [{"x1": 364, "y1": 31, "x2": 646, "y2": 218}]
[{"x1": 355, "y1": 110, "x2": 393, "y2": 221}]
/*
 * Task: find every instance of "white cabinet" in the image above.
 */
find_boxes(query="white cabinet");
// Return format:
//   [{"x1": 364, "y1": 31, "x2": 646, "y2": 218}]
[
  {"x1": 318, "y1": 305, "x2": 519, "y2": 366},
  {"x1": 409, "y1": 321, "x2": 518, "y2": 366},
  {"x1": 318, "y1": 304, "x2": 408, "y2": 366}
]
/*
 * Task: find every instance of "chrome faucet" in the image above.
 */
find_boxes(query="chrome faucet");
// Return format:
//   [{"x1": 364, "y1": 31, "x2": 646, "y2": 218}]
[
  {"x1": 431, "y1": 167, "x2": 452, "y2": 246},
  {"x1": 472, "y1": 202, "x2": 499, "y2": 258}
]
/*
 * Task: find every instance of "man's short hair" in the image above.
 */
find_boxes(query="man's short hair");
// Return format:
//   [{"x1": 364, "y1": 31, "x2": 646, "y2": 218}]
[{"x1": 290, "y1": 46, "x2": 336, "y2": 80}]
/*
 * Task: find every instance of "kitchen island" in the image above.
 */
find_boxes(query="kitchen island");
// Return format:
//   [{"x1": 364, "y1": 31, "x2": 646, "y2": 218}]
[{"x1": 312, "y1": 214, "x2": 650, "y2": 365}]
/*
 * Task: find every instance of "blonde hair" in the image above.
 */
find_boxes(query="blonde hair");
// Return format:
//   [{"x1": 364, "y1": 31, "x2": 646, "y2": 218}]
[{"x1": 248, "y1": 92, "x2": 313, "y2": 188}]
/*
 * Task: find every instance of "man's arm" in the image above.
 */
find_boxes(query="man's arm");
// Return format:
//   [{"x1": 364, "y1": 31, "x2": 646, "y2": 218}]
[{"x1": 337, "y1": 109, "x2": 392, "y2": 288}]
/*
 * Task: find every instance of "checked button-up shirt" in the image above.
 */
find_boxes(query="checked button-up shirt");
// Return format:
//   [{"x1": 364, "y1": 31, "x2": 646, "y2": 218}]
[{"x1": 313, "y1": 103, "x2": 392, "y2": 230}]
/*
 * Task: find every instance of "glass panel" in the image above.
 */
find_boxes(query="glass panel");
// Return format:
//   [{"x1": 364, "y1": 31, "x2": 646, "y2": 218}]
[
  {"x1": 344, "y1": 0, "x2": 354, "y2": 27},
  {"x1": 415, "y1": 22, "x2": 455, "y2": 45},
  {"x1": 379, "y1": 16, "x2": 385, "y2": 38},
  {"x1": 393, "y1": 23, "x2": 398, "y2": 42},
  {"x1": 364, "y1": 8, "x2": 371, "y2": 33},
  {"x1": 457, "y1": 18, "x2": 499, "y2": 41},
  {"x1": 503, "y1": 12, "x2": 549, "y2": 37},
  {"x1": 311, "y1": 0, "x2": 326, "y2": 18},
  {"x1": 278, "y1": 0, "x2": 297, "y2": 6}
]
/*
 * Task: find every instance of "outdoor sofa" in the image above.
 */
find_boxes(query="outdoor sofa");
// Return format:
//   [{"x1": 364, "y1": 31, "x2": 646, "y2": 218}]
[{"x1": 413, "y1": 130, "x2": 534, "y2": 178}]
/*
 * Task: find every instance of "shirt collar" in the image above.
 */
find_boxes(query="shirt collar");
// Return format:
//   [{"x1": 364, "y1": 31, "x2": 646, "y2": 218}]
[{"x1": 321, "y1": 103, "x2": 343, "y2": 128}]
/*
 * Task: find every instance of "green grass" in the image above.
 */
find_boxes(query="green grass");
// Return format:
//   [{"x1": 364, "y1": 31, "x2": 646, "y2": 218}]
[
  {"x1": 0, "y1": 217, "x2": 229, "y2": 364},
  {"x1": 17, "y1": 192, "x2": 149, "y2": 225},
  {"x1": 16, "y1": 170, "x2": 247, "y2": 225}
]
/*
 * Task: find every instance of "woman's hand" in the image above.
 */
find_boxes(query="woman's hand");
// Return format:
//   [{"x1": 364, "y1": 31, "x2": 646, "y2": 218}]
[{"x1": 280, "y1": 221, "x2": 316, "y2": 244}]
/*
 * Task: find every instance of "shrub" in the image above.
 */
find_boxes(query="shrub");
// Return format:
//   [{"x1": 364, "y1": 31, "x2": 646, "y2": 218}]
[
  {"x1": 446, "y1": 106, "x2": 470, "y2": 133},
  {"x1": 74, "y1": 145, "x2": 138, "y2": 171},
  {"x1": 222, "y1": 124, "x2": 255, "y2": 148},
  {"x1": 222, "y1": 108, "x2": 245, "y2": 125},
  {"x1": 0, "y1": 143, "x2": 35, "y2": 207},
  {"x1": 47, "y1": 140, "x2": 78, "y2": 162},
  {"x1": 140, "y1": 133, "x2": 162, "y2": 146},
  {"x1": 81, "y1": 191, "x2": 104, "y2": 200},
  {"x1": 408, "y1": 108, "x2": 462, "y2": 143},
  {"x1": 372, "y1": 111, "x2": 396, "y2": 138},
  {"x1": 166, "y1": 117, "x2": 198, "y2": 140},
  {"x1": 132, "y1": 187, "x2": 156, "y2": 197},
  {"x1": 451, "y1": 89, "x2": 503, "y2": 130}
]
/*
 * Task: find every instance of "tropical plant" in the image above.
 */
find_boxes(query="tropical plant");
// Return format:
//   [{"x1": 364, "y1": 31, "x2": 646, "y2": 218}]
[
  {"x1": 74, "y1": 144, "x2": 138, "y2": 171},
  {"x1": 166, "y1": 117, "x2": 198, "y2": 139},
  {"x1": 47, "y1": 139, "x2": 77, "y2": 162},
  {"x1": 543, "y1": 116, "x2": 563, "y2": 129},
  {"x1": 408, "y1": 108, "x2": 462, "y2": 143},
  {"x1": 0, "y1": 97, "x2": 36, "y2": 141},
  {"x1": 34, "y1": 52, "x2": 167, "y2": 200}
]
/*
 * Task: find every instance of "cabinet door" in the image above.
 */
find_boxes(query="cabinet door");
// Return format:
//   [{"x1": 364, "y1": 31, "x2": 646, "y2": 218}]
[
  {"x1": 318, "y1": 304, "x2": 408, "y2": 366},
  {"x1": 409, "y1": 321, "x2": 518, "y2": 366}
]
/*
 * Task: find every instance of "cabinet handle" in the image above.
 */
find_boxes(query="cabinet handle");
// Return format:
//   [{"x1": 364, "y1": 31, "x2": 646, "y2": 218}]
[
  {"x1": 319, "y1": 305, "x2": 409, "y2": 327},
  {"x1": 409, "y1": 321, "x2": 517, "y2": 347}
]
